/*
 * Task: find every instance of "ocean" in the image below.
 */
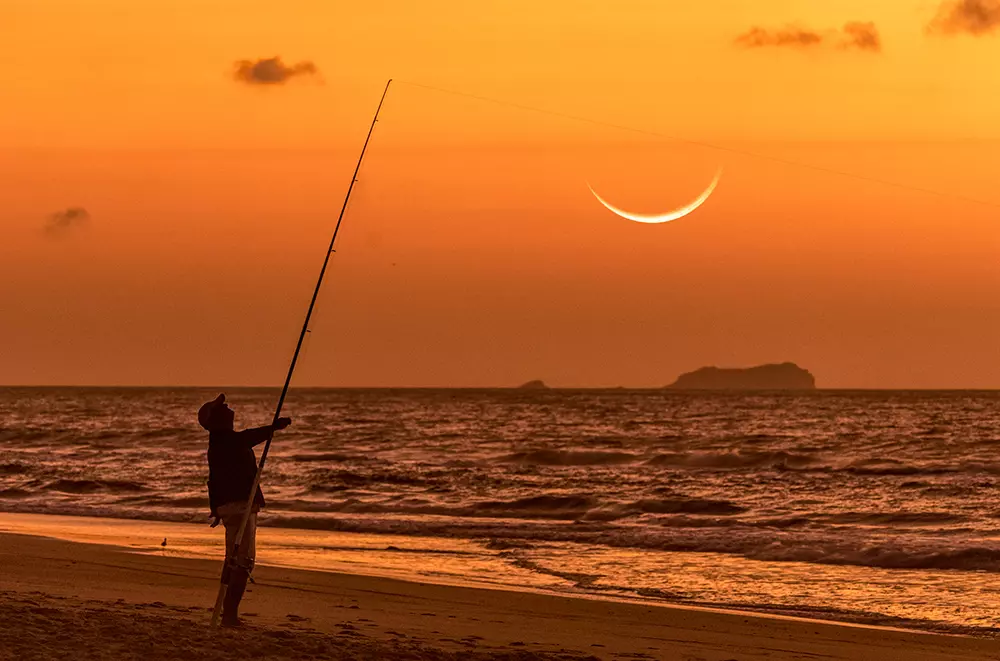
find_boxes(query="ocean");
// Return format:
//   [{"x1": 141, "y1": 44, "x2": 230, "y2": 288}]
[{"x1": 2, "y1": 386, "x2": 1000, "y2": 635}]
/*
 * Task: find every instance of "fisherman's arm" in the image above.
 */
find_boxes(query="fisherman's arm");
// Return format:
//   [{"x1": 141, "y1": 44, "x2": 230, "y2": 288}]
[{"x1": 236, "y1": 418, "x2": 292, "y2": 447}]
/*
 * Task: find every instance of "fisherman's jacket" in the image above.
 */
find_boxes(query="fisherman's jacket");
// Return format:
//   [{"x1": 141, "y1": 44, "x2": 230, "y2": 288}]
[{"x1": 207, "y1": 426, "x2": 272, "y2": 516}]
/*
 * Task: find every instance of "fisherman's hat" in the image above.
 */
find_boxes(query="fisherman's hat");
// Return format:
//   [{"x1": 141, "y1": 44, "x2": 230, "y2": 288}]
[{"x1": 197, "y1": 393, "x2": 226, "y2": 430}]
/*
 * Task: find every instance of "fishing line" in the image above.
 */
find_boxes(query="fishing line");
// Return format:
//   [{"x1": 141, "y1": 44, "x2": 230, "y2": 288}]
[{"x1": 397, "y1": 80, "x2": 999, "y2": 211}]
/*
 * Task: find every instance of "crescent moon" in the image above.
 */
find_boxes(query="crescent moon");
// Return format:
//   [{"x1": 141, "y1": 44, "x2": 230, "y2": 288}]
[{"x1": 587, "y1": 169, "x2": 722, "y2": 224}]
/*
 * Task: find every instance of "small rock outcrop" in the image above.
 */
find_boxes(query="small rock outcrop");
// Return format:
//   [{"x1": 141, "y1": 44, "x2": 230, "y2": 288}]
[
  {"x1": 666, "y1": 363, "x2": 816, "y2": 390},
  {"x1": 517, "y1": 380, "x2": 549, "y2": 390}
]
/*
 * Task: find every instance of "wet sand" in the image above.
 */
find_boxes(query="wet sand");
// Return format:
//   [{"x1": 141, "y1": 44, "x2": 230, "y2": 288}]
[{"x1": 2, "y1": 531, "x2": 998, "y2": 660}]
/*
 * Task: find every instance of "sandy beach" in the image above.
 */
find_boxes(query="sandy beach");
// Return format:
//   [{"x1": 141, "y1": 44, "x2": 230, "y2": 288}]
[{"x1": 2, "y1": 527, "x2": 998, "y2": 661}]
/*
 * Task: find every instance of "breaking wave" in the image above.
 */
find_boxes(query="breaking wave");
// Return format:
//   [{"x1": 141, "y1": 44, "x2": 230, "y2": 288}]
[{"x1": 261, "y1": 514, "x2": 1000, "y2": 572}]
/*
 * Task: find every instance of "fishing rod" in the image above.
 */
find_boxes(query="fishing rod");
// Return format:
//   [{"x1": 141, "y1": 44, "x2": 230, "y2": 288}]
[{"x1": 210, "y1": 79, "x2": 393, "y2": 627}]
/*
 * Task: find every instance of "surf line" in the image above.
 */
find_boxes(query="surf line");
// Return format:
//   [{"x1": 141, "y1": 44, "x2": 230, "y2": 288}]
[{"x1": 209, "y1": 79, "x2": 394, "y2": 627}]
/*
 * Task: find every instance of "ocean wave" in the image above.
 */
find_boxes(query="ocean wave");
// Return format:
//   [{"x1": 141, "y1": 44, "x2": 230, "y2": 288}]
[
  {"x1": 266, "y1": 492, "x2": 751, "y2": 524},
  {"x1": 638, "y1": 514, "x2": 811, "y2": 529},
  {"x1": 632, "y1": 451, "x2": 1000, "y2": 478},
  {"x1": 284, "y1": 452, "x2": 358, "y2": 463},
  {"x1": 751, "y1": 542, "x2": 1000, "y2": 571},
  {"x1": 472, "y1": 494, "x2": 596, "y2": 518},
  {"x1": 637, "y1": 451, "x2": 1000, "y2": 478},
  {"x1": 484, "y1": 538, "x2": 536, "y2": 550},
  {"x1": 498, "y1": 450, "x2": 640, "y2": 466},
  {"x1": 271, "y1": 494, "x2": 599, "y2": 521},
  {"x1": 306, "y1": 468, "x2": 441, "y2": 491},
  {"x1": 136, "y1": 427, "x2": 198, "y2": 439},
  {"x1": 753, "y1": 516, "x2": 813, "y2": 529},
  {"x1": 129, "y1": 495, "x2": 209, "y2": 509},
  {"x1": 726, "y1": 433, "x2": 795, "y2": 444},
  {"x1": 645, "y1": 450, "x2": 818, "y2": 470},
  {"x1": 0, "y1": 428, "x2": 162, "y2": 447},
  {"x1": 0, "y1": 429, "x2": 73, "y2": 445},
  {"x1": 825, "y1": 511, "x2": 969, "y2": 526},
  {"x1": 633, "y1": 498, "x2": 745, "y2": 515},
  {"x1": 583, "y1": 498, "x2": 746, "y2": 522},
  {"x1": 838, "y1": 459, "x2": 955, "y2": 477},
  {"x1": 643, "y1": 515, "x2": 749, "y2": 528},
  {"x1": 43, "y1": 479, "x2": 148, "y2": 494},
  {"x1": 0, "y1": 462, "x2": 30, "y2": 475}
]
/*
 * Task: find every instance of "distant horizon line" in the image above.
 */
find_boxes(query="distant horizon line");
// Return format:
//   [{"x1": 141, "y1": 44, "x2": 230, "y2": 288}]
[
  {"x1": 3, "y1": 384, "x2": 1000, "y2": 392},
  {"x1": 7, "y1": 138, "x2": 1000, "y2": 153}
]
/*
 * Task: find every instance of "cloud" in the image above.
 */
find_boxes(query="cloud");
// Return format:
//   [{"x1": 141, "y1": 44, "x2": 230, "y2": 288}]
[
  {"x1": 840, "y1": 22, "x2": 882, "y2": 52},
  {"x1": 735, "y1": 26, "x2": 824, "y2": 49},
  {"x1": 44, "y1": 207, "x2": 90, "y2": 235},
  {"x1": 735, "y1": 22, "x2": 882, "y2": 52},
  {"x1": 232, "y1": 56, "x2": 319, "y2": 85},
  {"x1": 928, "y1": 0, "x2": 1000, "y2": 35}
]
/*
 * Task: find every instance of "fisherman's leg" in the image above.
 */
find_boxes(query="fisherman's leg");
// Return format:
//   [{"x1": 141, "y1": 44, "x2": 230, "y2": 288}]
[
  {"x1": 222, "y1": 566, "x2": 249, "y2": 625},
  {"x1": 219, "y1": 510, "x2": 243, "y2": 626},
  {"x1": 221, "y1": 512, "x2": 256, "y2": 626}
]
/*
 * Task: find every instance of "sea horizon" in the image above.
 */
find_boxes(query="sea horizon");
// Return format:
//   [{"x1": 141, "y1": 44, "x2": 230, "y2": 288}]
[{"x1": 5, "y1": 384, "x2": 1000, "y2": 392}]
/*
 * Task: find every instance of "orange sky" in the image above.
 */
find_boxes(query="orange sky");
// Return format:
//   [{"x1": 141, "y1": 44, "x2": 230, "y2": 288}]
[{"x1": 2, "y1": 1, "x2": 999, "y2": 388}]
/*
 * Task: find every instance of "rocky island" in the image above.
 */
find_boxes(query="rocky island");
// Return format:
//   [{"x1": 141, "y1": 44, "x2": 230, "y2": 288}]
[
  {"x1": 517, "y1": 380, "x2": 549, "y2": 389},
  {"x1": 666, "y1": 362, "x2": 816, "y2": 390}
]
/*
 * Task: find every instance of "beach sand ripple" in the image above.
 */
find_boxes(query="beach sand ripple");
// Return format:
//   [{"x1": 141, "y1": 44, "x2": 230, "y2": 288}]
[{"x1": 0, "y1": 590, "x2": 598, "y2": 661}]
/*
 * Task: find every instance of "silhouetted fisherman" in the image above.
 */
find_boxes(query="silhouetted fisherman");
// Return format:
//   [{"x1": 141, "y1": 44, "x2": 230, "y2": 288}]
[{"x1": 199, "y1": 393, "x2": 291, "y2": 627}]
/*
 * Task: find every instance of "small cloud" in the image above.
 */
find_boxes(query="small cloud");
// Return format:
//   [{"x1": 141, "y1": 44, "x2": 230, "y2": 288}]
[
  {"x1": 232, "y1": 56, "x2": 319, "y2": 85},
  {"x1": 735, "y1": 22, "x2": 882, "y2": 53},
  {"x1": 45, "y1": 207, "x2": 90, "y2": 235},
  {"x1": 928, "y1": 0, "x2": 1000, "y2": 35},
  {"x1": 840, "y1": 21, "x2": 882, "y2": 52},
  {"x1": 735, "y1": 26, "x2": 824, "y2": 49}
]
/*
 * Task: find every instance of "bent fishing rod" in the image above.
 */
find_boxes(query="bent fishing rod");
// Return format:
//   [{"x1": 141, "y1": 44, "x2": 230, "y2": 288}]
[{"x1": 210, "y1": 79, "x2": 393, "y2": 627}]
